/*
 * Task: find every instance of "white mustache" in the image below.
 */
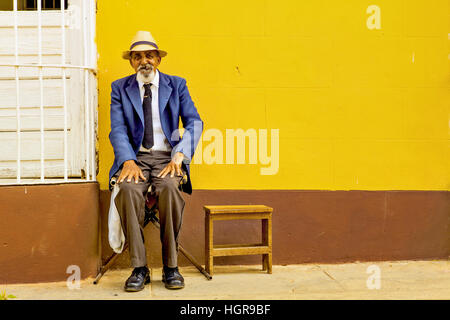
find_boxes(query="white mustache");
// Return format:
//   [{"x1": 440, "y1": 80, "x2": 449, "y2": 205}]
[{"x1": 138, "y1": 64, "x2": 153, "y2": 72}]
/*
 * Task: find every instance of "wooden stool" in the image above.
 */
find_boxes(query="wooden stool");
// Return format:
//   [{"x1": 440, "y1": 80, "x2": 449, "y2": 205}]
[{"x1": 204, "y1": 205, "x2": 273, "y2": 276}]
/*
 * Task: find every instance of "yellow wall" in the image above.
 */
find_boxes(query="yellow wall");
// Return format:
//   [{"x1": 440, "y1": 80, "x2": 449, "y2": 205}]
[{"x1": 96, "y1": 0, "x2": 449, "y2": 191}]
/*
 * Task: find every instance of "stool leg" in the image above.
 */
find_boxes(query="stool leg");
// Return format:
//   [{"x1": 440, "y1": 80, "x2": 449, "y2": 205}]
[
  {"x1": 262, "y1": 254, "x2": 268, "y2": 271},
  {"x1": 262, "y1": 219, "x2": 268, "y2": 271},
  {"x1": 205, "y1": 214, "x2": 214, "y2": 276},
  {"x1": 262, "y1": 217, "x2": 272, "y2": 274},
  {"x1": 266, "y1": 252, "x2": 272, "y2": 274}
]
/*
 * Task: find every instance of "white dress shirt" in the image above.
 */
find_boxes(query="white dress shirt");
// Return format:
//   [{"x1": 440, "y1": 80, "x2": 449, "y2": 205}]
[{"x1": 137, "y1": 70, "x2": 172, "y2": 152}]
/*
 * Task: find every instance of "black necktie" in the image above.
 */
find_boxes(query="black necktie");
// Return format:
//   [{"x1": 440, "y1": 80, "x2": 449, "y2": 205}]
[{"x1": 142, "y1": 83, "x2": 154, "y2": 149}]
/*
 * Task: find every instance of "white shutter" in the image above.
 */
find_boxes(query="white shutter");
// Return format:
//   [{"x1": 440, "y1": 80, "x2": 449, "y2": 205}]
[{"x1": 0, "y1": 0, "x2": 97, "y2": 183}]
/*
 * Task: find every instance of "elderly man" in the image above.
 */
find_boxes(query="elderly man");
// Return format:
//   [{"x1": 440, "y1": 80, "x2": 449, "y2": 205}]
[{"x1": 108, "y1": 31, "x2": 203, "y2": 291}]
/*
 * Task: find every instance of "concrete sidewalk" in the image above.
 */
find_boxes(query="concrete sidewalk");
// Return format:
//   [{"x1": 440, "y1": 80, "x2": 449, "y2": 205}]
[{"x1": 2, "y1": 260, "x2": 449, "y2": 300}]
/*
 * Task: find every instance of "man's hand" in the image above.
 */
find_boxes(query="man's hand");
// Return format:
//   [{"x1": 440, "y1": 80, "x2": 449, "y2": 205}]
[
  {"x1": 118, "y1": 160, "x2": 146, "y2": 184},
  {"x1": 157, "y1": 152, "x2": 185, "y2": 178}
]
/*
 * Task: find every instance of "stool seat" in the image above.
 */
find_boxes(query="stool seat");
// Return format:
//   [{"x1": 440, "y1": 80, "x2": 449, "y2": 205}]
[
  {"x1": 204, "y1": 205, "x2": 273, "y2": 276},
  {"x1": 204, "y1": 205, "x2": 273, "y2": 214}
]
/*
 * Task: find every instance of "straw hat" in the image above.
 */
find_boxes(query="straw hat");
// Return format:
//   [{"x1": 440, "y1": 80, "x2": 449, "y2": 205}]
[{"x1": 122, "y1": 31, "x2": 167, "y2": 60}]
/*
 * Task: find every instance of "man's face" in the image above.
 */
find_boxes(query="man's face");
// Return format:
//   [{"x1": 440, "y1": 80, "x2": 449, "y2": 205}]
[{"x1": 130, "y1": 50, "x2": 161, "y2": 81}]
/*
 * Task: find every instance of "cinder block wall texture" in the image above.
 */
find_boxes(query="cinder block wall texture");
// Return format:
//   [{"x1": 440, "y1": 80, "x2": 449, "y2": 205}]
[{"x1": 95, "y1": 0, "x2": 450, "y2": 269}]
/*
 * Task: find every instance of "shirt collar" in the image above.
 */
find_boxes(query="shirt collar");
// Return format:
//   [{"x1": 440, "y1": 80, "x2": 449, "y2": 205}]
[{"x1": 137, "y1": 69, "x2": 160, "y2": 89}]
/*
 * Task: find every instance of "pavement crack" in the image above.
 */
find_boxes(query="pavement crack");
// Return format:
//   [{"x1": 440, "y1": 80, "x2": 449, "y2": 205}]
[{"x1": 316, "y1": 265, "x2": 346, "y2": 291}]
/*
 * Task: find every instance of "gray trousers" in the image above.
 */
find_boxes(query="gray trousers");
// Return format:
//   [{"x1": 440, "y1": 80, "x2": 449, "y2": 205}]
[{"x1": 113, "y1": 150, "x2": 185, "y2": 268}]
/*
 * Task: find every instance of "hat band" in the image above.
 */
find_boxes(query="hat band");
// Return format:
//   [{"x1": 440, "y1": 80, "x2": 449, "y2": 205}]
[{"x1": 130, "y1": 41, "x2": 159, "y2": 50}]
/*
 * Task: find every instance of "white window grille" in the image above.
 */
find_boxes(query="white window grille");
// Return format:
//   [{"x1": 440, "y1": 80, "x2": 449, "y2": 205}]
[{"x1": 0, "y1": 0, "x2": 97, "y2": 184}]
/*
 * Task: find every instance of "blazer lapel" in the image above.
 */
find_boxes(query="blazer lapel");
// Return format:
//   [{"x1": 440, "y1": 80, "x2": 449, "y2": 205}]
[
  {"x1": 158, "y1": 72, "x2": 173, "y2": 144},
  {"x1": 125, "y1": 74, "x2": 144, "y2": 126},
  {"x1": 158, "y1": 72, "x2": 172, "y2": 116}
]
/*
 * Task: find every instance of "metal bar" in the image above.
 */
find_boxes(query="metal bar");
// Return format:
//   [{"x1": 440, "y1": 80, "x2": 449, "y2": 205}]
[
  {"x1": 84, "y1": 69, "x2": 90, "y2": 180},
  {"x1": 89, "y1": 0, "x2": 96, "y2": 69},
  {"x1": 90, "y1": 72, "x2": 95, "y2": 180},
  {"x1": 38, "y1": 1, "x2": 42, "y2": 64},
  {"x1": 89, "y1": 0, "x2": 96, "y2": 180},
  {"x1": 180, "y1": 245, "x2": 212, "y2": 280},
  {"x1": 0, "y1": 179, "x2": 94, "y2": 186},
  {"x1": 93, "y1": 241, "x2": 129, "y2": 285},
  {"x1": 82, "y1": 0, "x2": 90, "y2": 180},
  {"x1": 0, "y1": 63, "x2": 96, "y2": 70},
  {"x1": 38, "y1": 0, "x2": 45, "y2": 181},
  {"x1": 14, "y1": 0, "x2": 21, "y2": 183},
  {"x1": 61, "y1": 0, "x2": 67, "y2": 181}
]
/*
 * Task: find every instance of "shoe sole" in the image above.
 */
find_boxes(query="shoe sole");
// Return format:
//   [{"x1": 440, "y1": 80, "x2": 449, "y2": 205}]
[
  {"x1": 124, "y1": 275, "x2": 151, "y2": 292},
  {"x1": 162, "y1": 278, "x2": 184, "y2": 290}
]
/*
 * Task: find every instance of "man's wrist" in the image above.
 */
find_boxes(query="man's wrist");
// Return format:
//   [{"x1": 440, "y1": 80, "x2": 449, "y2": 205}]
[
  {"x1": 123, "y1": 160, "x2": 136, "y2": 166},
  {"x1": 172, "y1": 152, "x2": 185, "y2": 165}
]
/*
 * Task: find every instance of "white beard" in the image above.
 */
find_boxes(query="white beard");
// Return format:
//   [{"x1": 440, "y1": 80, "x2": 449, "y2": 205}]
[{"x1": 136, "y1": 68, "x2": 155, "y2": 84}]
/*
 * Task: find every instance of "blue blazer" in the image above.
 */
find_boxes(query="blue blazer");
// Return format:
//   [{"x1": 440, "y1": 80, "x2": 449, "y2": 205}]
[{"x1": 108, "y1": 71, "x2": 203, "y2": 194}]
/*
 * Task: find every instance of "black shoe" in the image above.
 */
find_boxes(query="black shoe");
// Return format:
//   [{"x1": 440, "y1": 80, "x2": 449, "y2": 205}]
[
  {"x1": 124, "y1": 266, "x2": 150, "y2": 292},
  {"x1": 162, "y1": 266, "x2": 185, "y2": 290}
]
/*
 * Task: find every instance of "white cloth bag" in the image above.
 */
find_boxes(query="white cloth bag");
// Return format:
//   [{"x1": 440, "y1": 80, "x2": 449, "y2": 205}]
[{"x1": 108, "y1": 184, "x2": 125, "y2": 253}]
